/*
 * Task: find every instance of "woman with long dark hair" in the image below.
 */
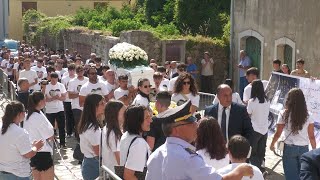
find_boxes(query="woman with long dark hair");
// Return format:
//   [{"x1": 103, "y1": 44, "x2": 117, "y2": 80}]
[
  {"x1": 119, "y1": 105, "x2": 152, "y2": 180},
  {"x1": 24, "y1": 91, "x2": 55, "y2": 179},
  {"x1": 270, "y1": 88, "x2": 316, "y2": 180},
  {"x1": 0, "y1": 101, "x2": 43, "y2": 179},
  {"x1": 102, "y1": 100, "x2": 126, "y2": 172},
  {"x1": 196, "y1": 117, "x2": 229, "y2": 170},
  {"x1": 78, "y1": 93, "x2": 105, "y2": 180},
  {"x1": 172, "y1": 73, "x2": 199, "y2": 113},
  {"x1": 246, "y1": 80, "x2": 270, "y2": 172},
  {"x1": 281, "y1": 64, "x2": 291, "y2": 75},
  {"x1": 132, "y1": 78, "x2": 151, "y2": 107}
]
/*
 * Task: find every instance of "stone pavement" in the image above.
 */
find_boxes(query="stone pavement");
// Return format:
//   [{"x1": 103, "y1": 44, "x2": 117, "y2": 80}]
[{"x1": 0, "y1": 98, "x2": 285, "y2": 180}]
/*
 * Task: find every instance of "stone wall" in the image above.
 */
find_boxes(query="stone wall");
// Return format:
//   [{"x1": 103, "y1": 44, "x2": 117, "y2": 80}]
[
  {"x1": 232, "y1": 0, "x2": 320, "y2": 81},
  {"x1": 42, "y1": 28, "x2": 228, "y2": 93},
  {"x1": 186, "y1": 41, "x2": 228, "y2": 93}
]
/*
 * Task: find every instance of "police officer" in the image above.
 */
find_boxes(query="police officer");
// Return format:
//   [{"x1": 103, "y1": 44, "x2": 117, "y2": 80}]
[{"x1": 146, "y1": 101, "x2": 253, "y2": 180}]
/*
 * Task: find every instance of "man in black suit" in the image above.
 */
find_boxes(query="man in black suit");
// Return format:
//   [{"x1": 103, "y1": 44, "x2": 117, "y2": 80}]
[
  {"x1": 204, "y1": 84, "x2": 253, "y2": 142},
  {"x1": 300, "y1": 148, "x2": 320, "y2": 180}
]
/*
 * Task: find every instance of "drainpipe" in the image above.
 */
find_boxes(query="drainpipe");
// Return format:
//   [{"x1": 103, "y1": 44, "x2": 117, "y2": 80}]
[{"x1": 229, "y1": 0, "x2": 235, "y2": 79}]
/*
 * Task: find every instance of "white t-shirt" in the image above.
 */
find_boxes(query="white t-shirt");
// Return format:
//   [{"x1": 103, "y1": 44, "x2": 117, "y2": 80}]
[
  {"x1": 213, "y1": 92, "x2": 243, "y2": 105},
  {"x1": 217, "y1": 163, "x2": 263, "y2": 180},
  {"x1": 168, "y1": 76, "x2": 178, "y2": 92},
  {"x1": 61, "y1": 75, "x2": 76, "y2": 102},
  {"x1": 243, "y1": 80, "x2": 268, "y2": 102},
  {"x1": 1, "y1": 59, "x2": 9, "y2": 72},
  {"x1": 24, "y1": 111, "x2": 54, "y2": 153},
  {"x1": 197, "y1": 149, "x2": 229, "y2": 170},
  {"x1": 247, "y1": 98, "x2": 270, "y2": 135},
  {"x1": 56, "y1": 69, "x2": 67, "y2": 80},
  {"x1": 31, "y1": 66, "x2": 47, "y2": 91},
  {"x1": 114, "y1": 87, "x2": 129, "y2": 100},
  {"x1": 68, "y1": 77, "x2": 89, "y2": 110},
  {"x1": 13, "y1": 62, "x2": 19, "y2": 71},
  {"x1": 104, "y1": 81, "x2": 117, "y2": 92},
  {"x1": 6, "y1": 63, "x2": 14, "y2": 76},
  {"x1": 0, "y1": 123, "x2": 32, "y2": 177},
  {"x1": 79, "y1": 81, "x2": 110, "y2": 97},
  {"x1": 172, "y1": 93, "x2": 200, "y2": 107},
  {"x1": 19, "y1": 69, "x2": 38, "y2": 90},
  {"x1": 79, "y1": 125, "x2": 101, "y2": 158},
  {"x1": 159, "y1": 78, "x2": 169, "y2": 91},
  {"x1": 120, "y1": 132, "x2": 150, "y2": 172},
  {"x1": 201, "y1": 59, "x2": 214, "y2": 76},
  {"x1": 132, "y1": 94, "x2": 149, "y2": 107},
  {"x1": 45, "y1": 82, "x2": 67, "y2": 113},
  {"x1": 102, "y1": 126, "x2": 120, "y2": 172},
  {"x1": 277, "y1": 110, "x2": 313, "y2": 146}
]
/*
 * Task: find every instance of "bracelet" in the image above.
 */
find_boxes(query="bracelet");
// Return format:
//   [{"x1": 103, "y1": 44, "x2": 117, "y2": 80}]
[{"x1": 31, "y1": 146, "x2": 37, "y2": 152}]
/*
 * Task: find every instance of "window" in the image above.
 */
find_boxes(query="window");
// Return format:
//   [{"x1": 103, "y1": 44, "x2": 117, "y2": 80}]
[
  {"x1": 22, "y1": 2, "x2": 37, "y2": 15},
  {"x1": 94, "y1": 2, "x2": 108, "y2": 9}
]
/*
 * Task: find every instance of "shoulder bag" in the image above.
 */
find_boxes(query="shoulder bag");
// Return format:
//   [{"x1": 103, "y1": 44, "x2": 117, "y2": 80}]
[{"x1": 114, "y1": 136, "x2": 148, "y2": 180}]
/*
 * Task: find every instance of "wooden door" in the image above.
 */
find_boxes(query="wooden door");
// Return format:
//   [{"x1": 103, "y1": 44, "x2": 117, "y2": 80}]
[
  {"x1": 245, "y1": 37, "x2": 261, "y2": 69},
  {"x1": 284, "y1": 44, "x2": 293, "y2": 69}
]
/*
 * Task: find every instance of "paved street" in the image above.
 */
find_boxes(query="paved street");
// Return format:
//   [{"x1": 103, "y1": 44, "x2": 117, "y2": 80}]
[{"x1": 0, "y1": 98, "x2": 285, "y2": 180}]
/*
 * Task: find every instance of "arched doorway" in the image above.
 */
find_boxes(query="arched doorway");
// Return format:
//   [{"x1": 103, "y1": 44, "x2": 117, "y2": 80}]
[
  {"x1": 245, "y1": 37, "x2": 261, "y2": 71},
  {"x1": 238, "y1": 30, "x2": 264, "y2": 76},
  {"x1": 274, "y1": 37, "x2": 295, "y2": 71}
]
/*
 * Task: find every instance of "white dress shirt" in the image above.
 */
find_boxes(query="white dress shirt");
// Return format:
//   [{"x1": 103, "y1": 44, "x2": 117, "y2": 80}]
[{"x1": 218, "y1": 102, "x2": 231, "y2": 141}]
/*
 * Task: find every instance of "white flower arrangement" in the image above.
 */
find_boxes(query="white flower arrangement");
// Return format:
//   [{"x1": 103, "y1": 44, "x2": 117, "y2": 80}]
[{"x1": 109, "y1": 42, "x2": 148, "y2": 68}]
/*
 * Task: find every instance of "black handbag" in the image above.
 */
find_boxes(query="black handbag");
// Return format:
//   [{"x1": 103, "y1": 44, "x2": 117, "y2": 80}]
[
  {"x1": 73, "y1": 143, "x2": 84, "y2": 162},
  {"x1": 114, "y1": 136, "x2": 147, "y2": 180}
]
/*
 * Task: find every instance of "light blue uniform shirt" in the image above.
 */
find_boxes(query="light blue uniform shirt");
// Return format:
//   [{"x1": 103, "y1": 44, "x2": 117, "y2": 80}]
[
  {"x1": 239, "y1": 56, "x2": 251, "y2": 77},
  {"x1": 146, "y1": 137, "x2": 222, "y2": 180}
]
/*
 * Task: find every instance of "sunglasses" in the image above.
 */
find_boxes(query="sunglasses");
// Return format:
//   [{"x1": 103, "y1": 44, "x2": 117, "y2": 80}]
[
  {"x1": 183, "y1": 81, "x2": 191, "y2": 85},
  {"x1": 143, "y1": 85, "x2": 152, "y2": 88}
]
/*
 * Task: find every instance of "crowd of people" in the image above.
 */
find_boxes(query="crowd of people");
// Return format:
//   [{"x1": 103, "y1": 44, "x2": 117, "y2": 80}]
[{"x1": 0, "y1": 43, "x2": 318, "y2": 180}]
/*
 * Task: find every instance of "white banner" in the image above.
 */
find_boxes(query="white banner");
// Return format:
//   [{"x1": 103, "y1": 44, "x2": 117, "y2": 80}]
[{"x1": 265, "y1": 72, "x2": 320, "y2": 147}]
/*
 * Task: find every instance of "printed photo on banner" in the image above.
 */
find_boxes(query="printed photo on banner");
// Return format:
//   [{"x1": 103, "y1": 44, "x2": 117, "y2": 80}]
[{"x1": 266, "y1": 72, "x2": 320, "y2": 148}]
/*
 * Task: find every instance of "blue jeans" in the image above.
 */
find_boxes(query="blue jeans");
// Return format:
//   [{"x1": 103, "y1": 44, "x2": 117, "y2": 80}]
[
  {"x1": 0, "y1": 172, "x2": 30, "y2": 180},
  {"x1": 82, "y1": 157, "x2": 99, "y2": 180},
  {"x1": 282, "y1": 144, "x2": 308, "y2": 180},
  {"x1": 239, "y1": 76, "x2": 248, "y2": 99}
]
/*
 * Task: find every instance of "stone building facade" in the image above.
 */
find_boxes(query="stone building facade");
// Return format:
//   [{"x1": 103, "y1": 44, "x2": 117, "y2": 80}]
[{"x1": 231, "y1": 0, "x2": 320, "y2": 84}]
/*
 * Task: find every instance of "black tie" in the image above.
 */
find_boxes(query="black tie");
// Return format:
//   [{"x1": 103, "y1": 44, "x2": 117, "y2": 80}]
[{"x1": 221, "y1": 107, "x2": 227, "y2": 140}]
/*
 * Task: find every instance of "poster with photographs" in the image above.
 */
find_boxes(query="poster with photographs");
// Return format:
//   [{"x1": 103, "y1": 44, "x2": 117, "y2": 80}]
[{"x1": 266, "y1": 72, "x2": 320, "y2": 148}]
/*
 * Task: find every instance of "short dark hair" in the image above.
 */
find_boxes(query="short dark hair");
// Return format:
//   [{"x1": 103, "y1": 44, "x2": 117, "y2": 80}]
[
  {"x1": 246, "y1": 67, "x2": 259, "y2": 77},
  {"x1": 67, "y1": 63, "x2": 76, "y2": 70},
  {"x1": 177, "y1": 63, "x2": 187, "y2": 72},
  {"x1": 46, "y1": 66, "x2": 56, "y2": 73},
  {"x1": 101, "y1": 65, "x2": 110, "y2": 71},
  {"x1": 156, "y1": 91, "x2": 171, "y2": 107},
  {"x1": 95, "y1": 57, "x2": 102, "y2": 62},
  {"x1": 50, "y1": 72, "x2": 59, "y2": 79},
  {"x1": 76, "y1": 65, "x2": 84, "y2": 72},
  {"x1": 123, "y1": 105, "x2": 147, "y2": 135},
  {"x1": 157, "y1": 66, "x2": 166, "y2": 73},
  {"x1": 118, "y1": 74, "x2": 128, "y2": 81},
  {"x1": 273, "y1": 59, "x2": 281, "y2": 65},
  {"x1": 228, "y1": 135, "x2": 250, "y2": 160},
  {"x1": 296, "y1": 58, "x2": 305, "y2": 64}
]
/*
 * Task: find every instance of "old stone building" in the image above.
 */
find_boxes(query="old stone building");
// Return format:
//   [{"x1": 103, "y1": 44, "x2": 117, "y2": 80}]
[
  {"x1": 230, "y1": 0, "x2": 320, "y2": 84},
  {"x1": 8, "y1": 0, "x2": 134, "y2": 40}
]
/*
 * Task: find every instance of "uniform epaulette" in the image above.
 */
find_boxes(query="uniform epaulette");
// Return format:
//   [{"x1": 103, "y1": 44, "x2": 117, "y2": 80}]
[{"x1": 184, "y1": 148, "x2": 197, "y2": 155}]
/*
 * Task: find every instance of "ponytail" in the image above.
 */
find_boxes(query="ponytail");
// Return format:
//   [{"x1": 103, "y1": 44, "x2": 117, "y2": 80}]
[
  {"x1": 1, "y1": 101, "x2": 25, "y2": 135},
  {"x1": 27, "y1": 91, "x2": 45, "y2": 120}
]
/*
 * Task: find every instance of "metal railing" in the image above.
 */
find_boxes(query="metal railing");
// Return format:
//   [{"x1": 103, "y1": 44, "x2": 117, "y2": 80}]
[
  {"x1": 0, "y1": 69, "x2": 15, "y2": 109},
  {"x1": 101, "y1": 165, "x2": 122, "y2": 180},
  {"x1": 198, "y1": 92, "x2": 215, "y2": 117}
]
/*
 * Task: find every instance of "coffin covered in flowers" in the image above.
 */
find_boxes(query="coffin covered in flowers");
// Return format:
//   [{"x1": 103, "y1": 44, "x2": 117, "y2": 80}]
[{"x1": 108, "y1": 42, "x2": 155, "y2": 87}]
